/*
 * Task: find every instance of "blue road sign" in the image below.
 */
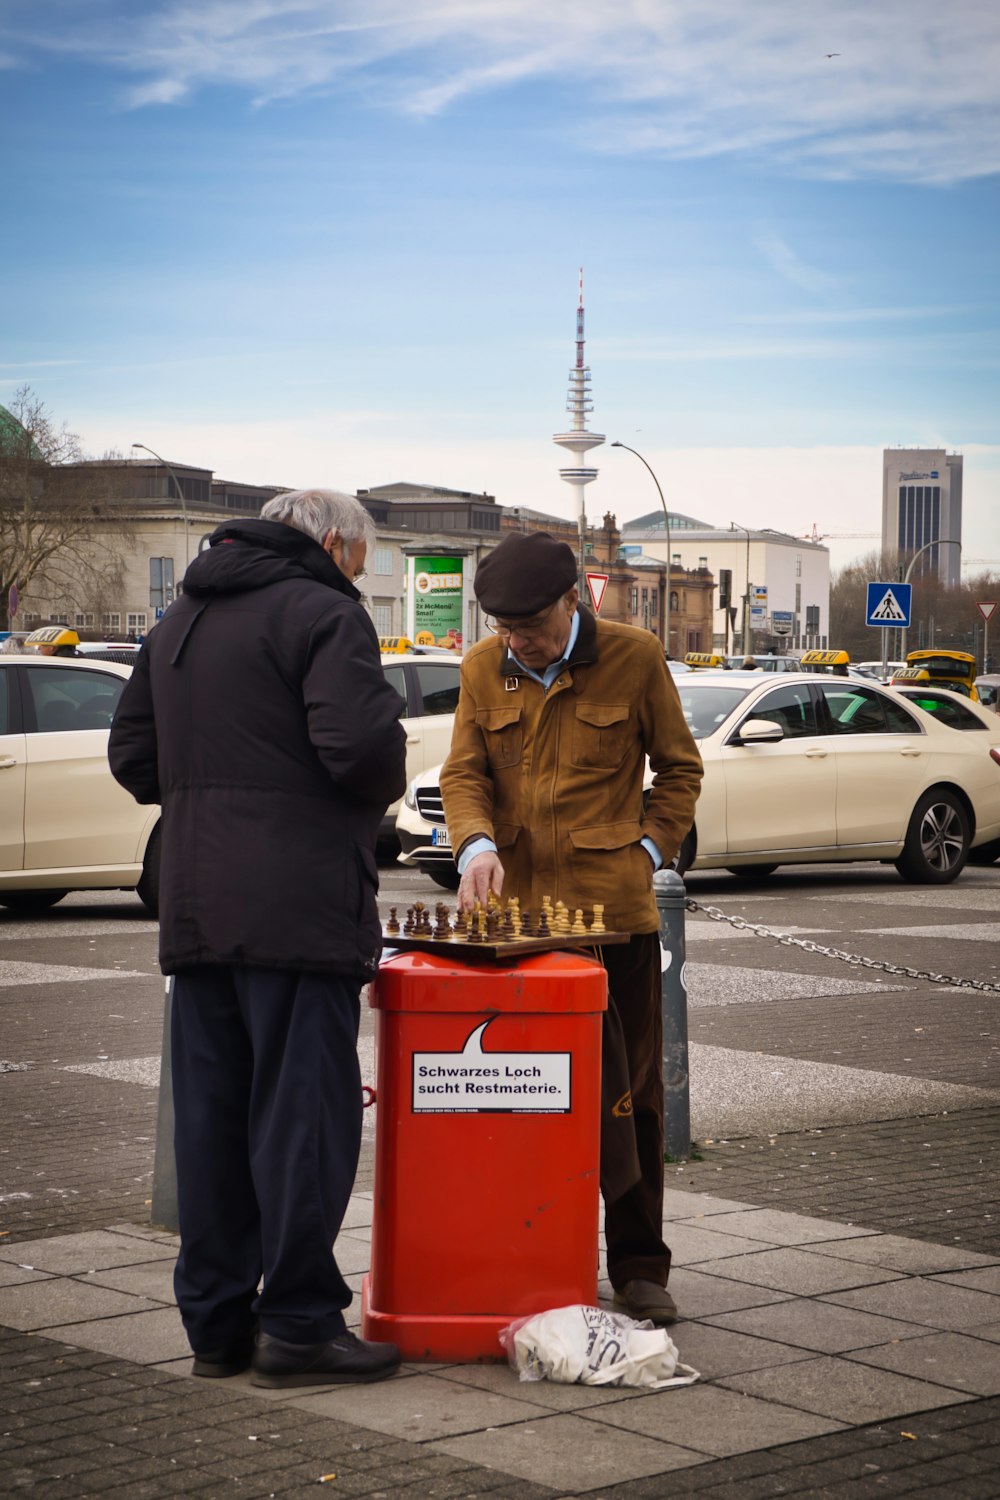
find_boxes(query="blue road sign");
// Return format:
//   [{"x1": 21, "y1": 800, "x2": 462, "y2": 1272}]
[{"x1": 866, "y1": 582, "x2": 912, "y2": 628}]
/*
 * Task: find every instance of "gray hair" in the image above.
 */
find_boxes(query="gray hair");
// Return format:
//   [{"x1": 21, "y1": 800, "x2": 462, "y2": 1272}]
[{"x1": 260, "y1": 488, "x2": 376, "y2": 556}]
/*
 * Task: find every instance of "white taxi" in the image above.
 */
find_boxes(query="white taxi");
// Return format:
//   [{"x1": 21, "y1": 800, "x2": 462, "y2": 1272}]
[
  {"x1": 0, "y1": 654, "x2": 160, "y2": 914},
  {"x1": 396, "y1": 671, "x2": 1000, "y2": 887}
]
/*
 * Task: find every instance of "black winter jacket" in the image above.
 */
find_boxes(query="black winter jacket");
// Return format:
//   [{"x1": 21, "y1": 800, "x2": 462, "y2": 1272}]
[{"x1": 108, "y1": 519, "x2": 407, "y2": 978}]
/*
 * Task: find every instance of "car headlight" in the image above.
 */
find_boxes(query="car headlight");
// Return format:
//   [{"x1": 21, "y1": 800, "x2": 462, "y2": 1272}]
[{"x1": 404, "y1": 777, "x2": 420, "y2": 810}]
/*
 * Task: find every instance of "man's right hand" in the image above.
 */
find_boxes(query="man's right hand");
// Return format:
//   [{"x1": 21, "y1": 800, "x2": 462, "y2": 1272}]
[{"x1": 457, "y1": 851, "x2": 505, "y2": 912}]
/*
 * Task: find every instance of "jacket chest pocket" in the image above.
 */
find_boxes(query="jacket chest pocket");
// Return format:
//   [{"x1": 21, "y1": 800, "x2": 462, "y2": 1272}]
[
  {"x1": 572, "y1": 702, "x2": 631, "y2": 769},
  {"x1": 476, "y1": 705, "x2": 523, "y2": 769}
]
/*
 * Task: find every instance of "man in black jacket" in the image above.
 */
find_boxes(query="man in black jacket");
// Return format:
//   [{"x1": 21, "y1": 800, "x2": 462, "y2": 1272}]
[{"x1": 109, "y1": 488, "x2": 407, "y2": 1388}]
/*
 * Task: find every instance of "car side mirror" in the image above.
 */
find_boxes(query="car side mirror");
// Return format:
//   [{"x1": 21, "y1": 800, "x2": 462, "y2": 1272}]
[{"x1": 737, "y1": 718, "x2": 785, "y2": 744}]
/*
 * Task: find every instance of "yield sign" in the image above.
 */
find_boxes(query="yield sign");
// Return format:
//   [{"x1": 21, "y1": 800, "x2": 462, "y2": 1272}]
[
  {"x1": 586, "y1": 572, "x2": 609, "y2": 614},
  {"x1": 977, "y1": 601, "x2": 998, "y2": 622}
]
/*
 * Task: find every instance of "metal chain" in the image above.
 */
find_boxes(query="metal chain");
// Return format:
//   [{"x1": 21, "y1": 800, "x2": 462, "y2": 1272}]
[{"x1": 685, "y1": 897, "x2": 1000, "y2": 994}]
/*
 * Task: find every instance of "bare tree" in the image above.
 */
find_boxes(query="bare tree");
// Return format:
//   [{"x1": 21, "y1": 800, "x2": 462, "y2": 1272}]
[{"x1": 0, "y1": 387, "x2": 133, "y2": 631}]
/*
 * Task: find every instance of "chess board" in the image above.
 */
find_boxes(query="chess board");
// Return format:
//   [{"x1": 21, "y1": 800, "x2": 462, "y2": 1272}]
[
  {"x1": 380, "y1": 929, "x2": 629, "y2": 962},
  {"x1": 380, "y1": 898, "x2": 628, "y2": 962}
]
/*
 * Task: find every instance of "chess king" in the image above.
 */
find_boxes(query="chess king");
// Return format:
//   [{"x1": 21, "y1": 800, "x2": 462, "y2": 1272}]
[{"x1": 439, "y1": 531, "x2": 703, "y2": 1327}]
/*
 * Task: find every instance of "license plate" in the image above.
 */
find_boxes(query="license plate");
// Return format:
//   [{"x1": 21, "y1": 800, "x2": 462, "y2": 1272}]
[{"x1": 431, "y1": 827, "x2": 451, "y2": 849}]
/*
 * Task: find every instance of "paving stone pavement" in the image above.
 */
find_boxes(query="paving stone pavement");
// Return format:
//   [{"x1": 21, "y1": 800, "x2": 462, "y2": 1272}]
[
  {"x1": 3, "y1": 1189, "x2": 1000, "y2": 1498},
  {"x1": 4, "y1": 877, "x2": 1000, "y2": 1495}
]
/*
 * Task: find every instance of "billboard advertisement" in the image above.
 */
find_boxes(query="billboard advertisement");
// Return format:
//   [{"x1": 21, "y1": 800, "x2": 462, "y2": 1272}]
[{"x1": 411, "y1": 554, "x2": 464, "y2": 648}]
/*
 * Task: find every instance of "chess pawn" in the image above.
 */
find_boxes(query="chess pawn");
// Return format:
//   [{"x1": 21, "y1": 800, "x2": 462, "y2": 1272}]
[
  {"x1": 591, "y1": 903, "x2": 606, "y2": 934},
  {"x1": 486, "y1": 907, "x2": 501, "y2": 940},
  {"x1": 507, "y1": 896, "x2": 521, "y2": 936},
  {"x1": 403, "y1": 905, "x2": 415, "y2": 934},
  {"x1": 386, "y1": 907, "x2": 400, "y2": 936},
  {"x1": 501, "y1": 904, "x2": 515, "y2": 938},
  {"x1": 433, "y1": 905, "x2": 452, "y2": 939},
  {"x1": 554, "y1": 900, "x2": 571, "y2": 935},
  {"x1": 536, "y1": 906, "x2": 550, "y2": 937},
  {"x1": 572, "y1": 908, "x2": 587, "y2": 935}
]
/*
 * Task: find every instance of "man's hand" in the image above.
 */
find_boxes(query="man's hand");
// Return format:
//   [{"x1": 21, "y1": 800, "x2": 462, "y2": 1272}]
[{"x1": 457, "y1": 851, "x2": 505, "y2": 912}]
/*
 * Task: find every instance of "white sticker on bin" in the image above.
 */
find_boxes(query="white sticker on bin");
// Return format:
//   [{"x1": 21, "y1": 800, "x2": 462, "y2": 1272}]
[{"x1": 412, "y1": 1020, "x2": 571, "y2": 1113}]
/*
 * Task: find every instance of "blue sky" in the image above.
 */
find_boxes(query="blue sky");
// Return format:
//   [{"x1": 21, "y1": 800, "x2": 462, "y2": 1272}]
[{"x1": 2, "y1": 0, "x2": 999, "y2": 576}]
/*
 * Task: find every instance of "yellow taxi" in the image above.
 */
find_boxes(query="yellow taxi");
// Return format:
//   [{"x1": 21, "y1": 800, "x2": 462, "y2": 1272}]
[{"x1": 891, "y1": 650, "x2": 979, "y2": 701}]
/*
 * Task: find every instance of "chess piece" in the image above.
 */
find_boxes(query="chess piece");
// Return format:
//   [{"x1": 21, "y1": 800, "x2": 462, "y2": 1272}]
[
  {"x1": 486, "y1": 906, "x2": 501, "y2": 941},
  {"x1": 501, "y1": 904, "x2": 515, "y2": 938},
  {"x1": 507, "y1": 896, "x2": 521, "y2": 936},
  {"x1": 554, "y1": 900, "x2": 571, "y2": 935},
  {"x1": 536, "y1": 906, "x2": 550, "y2": 937},
  {"x1": 591, "y1": 902, "x2": 606, "y2": 935},
  {"x1": 386, "y1": 907, "x2": 399, "y2": 936},
  {"x1": 403, "y1": 905, "x2": 415, "y2": 935},
  {"x1": 572, "y1": 908, "x2": 587, "y2": 935},
  {"x1": 433, "y1": 904, "x2": 452, "y2": 939}
]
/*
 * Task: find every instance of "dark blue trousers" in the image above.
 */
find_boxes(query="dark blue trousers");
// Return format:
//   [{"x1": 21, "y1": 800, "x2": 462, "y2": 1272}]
[{"x1": 170, "y1": 965, "x2": 363, "y2": 1352}]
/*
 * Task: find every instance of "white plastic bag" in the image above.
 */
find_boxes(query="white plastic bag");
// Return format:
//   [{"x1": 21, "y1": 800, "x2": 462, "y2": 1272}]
[{"x1": 499, "y1": 1304, "x2": 699, "y2": 1390}]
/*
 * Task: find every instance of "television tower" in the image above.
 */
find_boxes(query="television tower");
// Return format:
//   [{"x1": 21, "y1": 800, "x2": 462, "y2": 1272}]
[{"x1": 553, "y1": 270, "x2": 604, "y2": 590}]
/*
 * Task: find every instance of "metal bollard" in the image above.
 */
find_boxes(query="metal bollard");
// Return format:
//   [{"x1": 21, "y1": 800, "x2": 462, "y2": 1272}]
[
  {"x1": 150, "y1": 977, "x2": 179, "y2": 1232},
  {"x1": 653, "y1": 867, "x2": 691, "y2": 1161}
]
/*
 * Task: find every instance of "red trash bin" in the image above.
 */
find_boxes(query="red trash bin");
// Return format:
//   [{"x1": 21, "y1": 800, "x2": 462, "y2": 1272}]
[{"x1": 361, "y1": 948, "x2": 607, "y2": 1361}]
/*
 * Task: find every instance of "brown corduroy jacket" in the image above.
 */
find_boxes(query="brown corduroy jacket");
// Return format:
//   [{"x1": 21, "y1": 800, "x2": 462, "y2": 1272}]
[{"x1": 439, "y1": 609, "x2": 703, "y2": 933}]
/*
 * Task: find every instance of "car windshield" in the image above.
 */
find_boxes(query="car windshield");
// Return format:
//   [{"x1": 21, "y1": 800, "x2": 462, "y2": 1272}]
[{"x1": 677, "y1": 682, "x2": 753, "y2": 738}]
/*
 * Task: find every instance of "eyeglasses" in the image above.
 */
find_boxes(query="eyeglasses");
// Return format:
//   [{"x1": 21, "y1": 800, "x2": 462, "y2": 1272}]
[
  {"x1": 485, "y1": 602, "x2": 558, "y2": 640},
  {"x1": 352, "y1": 569, "x2": 367, "y2": 585}
]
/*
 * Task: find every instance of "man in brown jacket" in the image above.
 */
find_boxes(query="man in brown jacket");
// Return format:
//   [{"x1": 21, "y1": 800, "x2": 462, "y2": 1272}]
[{"x1": 439, "y1": 531, "x2": 702, "y2": 1325}]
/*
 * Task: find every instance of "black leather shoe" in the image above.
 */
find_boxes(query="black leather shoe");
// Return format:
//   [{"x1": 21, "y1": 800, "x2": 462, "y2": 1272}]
[
  {"x1": 192, "y1": 1335, "x2": 255, "y2": 1378},
  {"x1": 250, "y1": 1330, "x2": 402, "y2": 1388},
  {"x1": 612, "y1": 1279, "x2": 679, "y2": 1326}
]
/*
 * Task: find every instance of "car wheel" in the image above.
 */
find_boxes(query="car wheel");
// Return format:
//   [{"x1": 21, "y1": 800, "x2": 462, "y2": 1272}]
[
  {"x1": 137, "y1": 825, "x2": 161, "y2": 917},
  {"x1": 670, "y1": 829, "x2": 696, "y2": 879},
  {"x1": 0, "y1": 890, "x2": 69, "y2": 913},
  {"x1": 894, "y1": 790, "x2": 970, "y2": 884},
  {"x1": 969, "y1": 836, "x2": 1000, "y2": 866},
  {"x1": 425, "y1": 862, "x2": 460, "y2": 892},
  {"x1": 725, "y1": 864, "x2": 779, "y2": 879}
]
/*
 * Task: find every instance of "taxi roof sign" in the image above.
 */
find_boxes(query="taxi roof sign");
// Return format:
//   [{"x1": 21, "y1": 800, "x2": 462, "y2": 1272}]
[
  {"x1": 684, "y1": 651, "x2": 725, "y2": 669},
  {"x1": 800, "y1": 649, "x2": 849, "y2": 666}
]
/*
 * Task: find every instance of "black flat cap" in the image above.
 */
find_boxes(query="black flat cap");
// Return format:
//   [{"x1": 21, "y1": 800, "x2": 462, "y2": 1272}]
[{"x1": 474, "y1": 531, "x2": 578, "y2": 617}]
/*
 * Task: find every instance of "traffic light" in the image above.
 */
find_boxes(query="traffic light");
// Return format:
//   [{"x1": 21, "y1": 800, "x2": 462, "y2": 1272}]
[{"x1": 718, "y1": 569, "x2": 732, "y2": 610}]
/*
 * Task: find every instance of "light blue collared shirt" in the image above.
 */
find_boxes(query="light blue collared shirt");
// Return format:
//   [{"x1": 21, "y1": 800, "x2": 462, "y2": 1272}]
[{"x1": 456, "y1": 612, "x2": 662, "y2": 875}]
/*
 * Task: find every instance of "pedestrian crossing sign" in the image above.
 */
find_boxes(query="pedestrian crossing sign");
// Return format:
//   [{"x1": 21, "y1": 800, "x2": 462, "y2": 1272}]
[{"x1": 866, "y1": 582, "x2": 912, "y2": 628}]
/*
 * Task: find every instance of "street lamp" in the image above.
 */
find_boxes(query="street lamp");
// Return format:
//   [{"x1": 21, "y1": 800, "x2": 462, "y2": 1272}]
[
  {"x1": 132, "y1": 442, "x2": 190, "y2": 568},
  {"x1": 611, "y1": 442, "x2": 671, "y2": 656},
  {"x1": 898, "y1": 538, "x2": 961, "y2": 658}
]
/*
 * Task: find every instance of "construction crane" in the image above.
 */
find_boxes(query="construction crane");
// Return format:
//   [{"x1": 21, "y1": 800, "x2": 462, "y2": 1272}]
[{"x1": 802, "y1": 525, "x2": 879, "y2": 543}]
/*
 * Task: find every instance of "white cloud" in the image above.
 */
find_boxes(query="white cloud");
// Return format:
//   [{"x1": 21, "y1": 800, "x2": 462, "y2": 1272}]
[
  {"x1": 754, "y1": 234, "x2": 840, "y2": 296},
  {"x1": 6, "y1": 0, "x2": 1000, "y2": 182}
]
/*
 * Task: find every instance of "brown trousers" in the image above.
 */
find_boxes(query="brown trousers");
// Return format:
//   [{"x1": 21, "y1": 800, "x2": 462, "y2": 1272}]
[{"x1": 600, "y1": 932, "x2": 671, "y2": 1290}]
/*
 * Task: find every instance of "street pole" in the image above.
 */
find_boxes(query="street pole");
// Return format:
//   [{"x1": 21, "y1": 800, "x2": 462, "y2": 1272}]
[
  {"x1": 898, "y1": 538, "x2": 961, "y2": 659},
  {"x1": 730, "y1": 523, "x2": 751, "y2": 655},
  {"x1": 132, "y1": 442, "x2": 190, "y2": 571},
  {"x1": 611, "y1": 442, "x2": 671, "y2": 656}
]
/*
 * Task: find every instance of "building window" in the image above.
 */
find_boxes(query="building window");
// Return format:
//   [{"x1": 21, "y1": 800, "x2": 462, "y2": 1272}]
[
  {"x1": 630, "y1": 587, "x2": 638, "y2": 616},
  {"x1": 795, "y1": 555, "x2": 802, "y2": 577},
  {"x1": 795, "y1": 584, "x2": 801, "y2": 613},
  {"x1": 74, "y1": 613, "x2": 96, "y2": 629},
  {"x1": 102, "y1": 613, "x2": 122, "y2": 634},
  {"x1": 372, "y1": 603, "x2": 392, "y2": 635},
  {"x1": 374, "y1": 547, "x2": 393, "y2": 576},
  {"x1": 127, "y1": 613, "x2": 148, "y2": 636},
  {"x1": 670, "y1": 591, "x2": 679, "y2": 611}
]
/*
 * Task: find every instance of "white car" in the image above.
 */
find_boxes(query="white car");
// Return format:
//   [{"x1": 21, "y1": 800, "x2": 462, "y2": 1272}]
[
  {"x1": 0, "y1": 654, "x2": 161, "y2": 914},
  {"x1": 396, "y1": 671, "x2": 1000, "y2": 887},
  {"x1": 379, "y1": 652, "x2": 463, "y2": 842}
]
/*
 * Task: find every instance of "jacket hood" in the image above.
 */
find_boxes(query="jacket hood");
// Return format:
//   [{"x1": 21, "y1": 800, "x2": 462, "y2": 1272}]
[{"x1": 180, "y1": 518, "x2": 359, "y2": 602}]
